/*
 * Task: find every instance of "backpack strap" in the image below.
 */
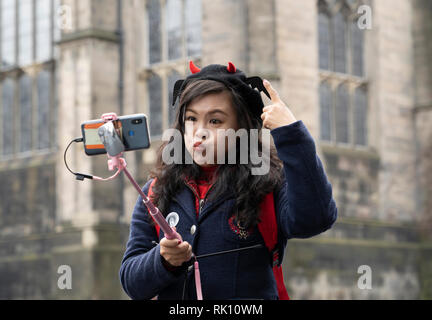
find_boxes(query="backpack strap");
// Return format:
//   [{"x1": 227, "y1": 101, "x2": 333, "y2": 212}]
[
  {"x1": 147, "y1": 179, "x2": 160, "y2": 239},
  {"x1": 257, "y1": 192, "x2": 290, "y2": 300}
]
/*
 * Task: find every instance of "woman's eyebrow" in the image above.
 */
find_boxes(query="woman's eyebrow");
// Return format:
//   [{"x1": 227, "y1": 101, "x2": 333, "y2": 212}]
[
  {"x1": 185, "y1": 108, "x2": 228, "y2": 116},
  {"x1": 185, "y1": 108, "x2": 198, "y2": 114},
  {"x1": 208, "y1": 109, "x2": 228, "y2": 116}
]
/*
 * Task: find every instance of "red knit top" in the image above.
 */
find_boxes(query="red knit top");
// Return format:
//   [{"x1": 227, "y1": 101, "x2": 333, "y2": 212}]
[{"x1": 185, "y1": 165, "x2": 219, "y2": 217}]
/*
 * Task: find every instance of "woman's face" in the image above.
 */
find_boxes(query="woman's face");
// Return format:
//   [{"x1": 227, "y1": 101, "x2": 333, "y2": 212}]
[{"x1": 184, "y1": 91, "x2": 239, "y2": 167}]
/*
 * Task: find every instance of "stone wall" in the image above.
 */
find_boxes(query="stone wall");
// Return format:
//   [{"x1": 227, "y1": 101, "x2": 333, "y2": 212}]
[
  {"x1": 0, "y1": 161, "x2": 56, "y2": 298},
  {"x1": 273, "y1": 0, "x2": 430, "y2": 299},
  {"x1": 412, "y1": 0, "x2": 432, "y2": 237},
  {"x1": 0, "y1": 0, "x2": 126, "y2": 299},
  {"x1": 281, "y1": 216, "x2": 428, "y2": 299},
  {"x1": 0, "y1": 0, "x2": 431, "y2": 300}
]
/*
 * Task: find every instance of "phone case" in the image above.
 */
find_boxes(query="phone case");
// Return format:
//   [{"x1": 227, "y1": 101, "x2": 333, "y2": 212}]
[{"x1": 81, "y1": 114, "x2": 150, "y2": 156}]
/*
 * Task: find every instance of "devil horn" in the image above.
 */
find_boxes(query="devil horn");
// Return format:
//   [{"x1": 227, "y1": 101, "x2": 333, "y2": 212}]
[
  {"x1": 227, "y1": 61, "x2": 236, "y2": 73},
  {"x1": 189, "y1": 60, "x2": 201, "y2": 74}
]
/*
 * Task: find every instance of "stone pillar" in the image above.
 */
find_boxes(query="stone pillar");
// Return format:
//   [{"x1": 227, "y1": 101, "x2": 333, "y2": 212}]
[
  {"x1": 274, "y1": 0, "x2": 319, "y2": 136},
  {"x1": 56, "y1": 0, "x2": 120, "y2": 227},
  {"x1": 118, "y1": 0, "x2": 146, "y2": 225},
  {"x1": 412, "y1": 0, "x2": 432, "y2": 299},
  {"x1": 372, "y1": 0, "x2": 417, "y2": 222},
  {"x1": 246, "y1": 0, "x2": 278, "y2": 77},
  {"x1": 54, "y1": 0, "x2": 128, "y2": 299},
  {"x1": 412, "y1": 0, "x2": 432, "y2": 235},
  {"x1": 201, "y1": 0, "x2": 248, "y2": 68}
]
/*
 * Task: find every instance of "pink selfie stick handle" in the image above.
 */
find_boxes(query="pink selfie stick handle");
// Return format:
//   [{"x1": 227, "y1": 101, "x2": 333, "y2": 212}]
[
  {"x1": 194, "y1": 261, "x2": 203, "y2": 300},
  {"x1": 122, "y1": 167, "x2": 181, "y2": 241},
  {"x1": 142, "y1": 197, "x2": 180, "y2": 241}
]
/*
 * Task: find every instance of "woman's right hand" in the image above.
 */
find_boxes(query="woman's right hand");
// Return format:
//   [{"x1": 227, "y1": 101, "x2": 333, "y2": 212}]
[{"x1": 160, "y1": 232, "x2": 193, "y2": 267}]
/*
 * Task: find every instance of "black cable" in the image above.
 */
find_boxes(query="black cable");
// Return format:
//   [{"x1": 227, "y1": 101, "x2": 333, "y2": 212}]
[
  {"x1": 63, "y1": 137, "x2": 93, "y2": 181},
  {"x1": 64, "y1": 138, "x2": 81, "y2": 175},
  {"x1": 195, "y1": 244, "x2": 264, "y2": 260},
  {"x1": 181, "y1": 268, "x2": 189, "y2": 301},
  {"x1": 178, "y1": 244, "x2": 264, "y2": 300}
]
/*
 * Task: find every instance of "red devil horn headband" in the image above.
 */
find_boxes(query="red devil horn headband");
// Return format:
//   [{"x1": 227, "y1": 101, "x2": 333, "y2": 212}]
[
  {"x1": 227, "y1": 61, "x2": 236, "y2": 73},
  {"x1": 189, "y1": 61, "x2": 201, "y2": 74},
  {"x1": 173, "y1": 61, "x2": 271, "y2": 107},
  {"x1": 189, "y1": 60, "x2": 237, "y2": 74}
]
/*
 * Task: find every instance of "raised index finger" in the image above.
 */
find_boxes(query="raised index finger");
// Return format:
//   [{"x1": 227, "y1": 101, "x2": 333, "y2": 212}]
[{"x1": 263, "y1": 79, "x2": 281, "y2": 103}]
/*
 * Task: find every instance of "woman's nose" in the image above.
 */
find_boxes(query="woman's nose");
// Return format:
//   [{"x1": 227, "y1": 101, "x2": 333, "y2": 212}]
[{"x1": 195, "y1": 127, "x2": 210, "y2": 141}]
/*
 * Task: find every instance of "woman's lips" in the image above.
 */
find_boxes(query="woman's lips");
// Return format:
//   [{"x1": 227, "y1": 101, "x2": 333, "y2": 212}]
[{"x1": 193, "y1": 141, "x2": 206, "y2": 151}]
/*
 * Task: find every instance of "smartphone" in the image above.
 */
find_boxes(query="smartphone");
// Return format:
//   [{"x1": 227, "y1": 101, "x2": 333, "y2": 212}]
[{"x1": 81, "y1": 114, "x2": 150, "y2": 156}]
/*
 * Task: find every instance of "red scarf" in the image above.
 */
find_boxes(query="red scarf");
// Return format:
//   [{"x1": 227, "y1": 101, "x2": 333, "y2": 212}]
[{"x1": 184, "y1": 165, "x2": 219, "y2": 217}]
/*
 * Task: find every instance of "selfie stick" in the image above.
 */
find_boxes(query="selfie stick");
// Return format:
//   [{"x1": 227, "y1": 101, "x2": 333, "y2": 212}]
[
  {"x1": 97, "y1": 113, "x2": 203, "y2": 300},
  {"x1": 96, "y1": 113, "x2": 181, "y2": 241}
]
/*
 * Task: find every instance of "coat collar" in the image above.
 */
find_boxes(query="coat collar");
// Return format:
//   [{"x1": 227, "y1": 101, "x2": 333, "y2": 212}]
[{"x1": 173, "y1": 181, "x2": 235, "y2": 223}]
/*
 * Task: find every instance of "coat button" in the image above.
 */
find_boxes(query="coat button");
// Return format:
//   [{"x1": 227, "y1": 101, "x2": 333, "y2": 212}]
[
  {"x1": 166, "y1": 212, "x2": 179, "y2": 227},
  {"x1": 190, "y1": 225, "x2": 197, "y2": 235}
]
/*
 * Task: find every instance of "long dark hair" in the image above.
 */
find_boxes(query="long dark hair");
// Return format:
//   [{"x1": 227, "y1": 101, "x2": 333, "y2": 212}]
[{"x1": 150, "y1": 79, "x2": 283, "y2": 229}]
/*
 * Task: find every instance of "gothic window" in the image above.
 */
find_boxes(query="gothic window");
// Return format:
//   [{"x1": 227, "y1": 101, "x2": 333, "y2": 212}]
[
  {"x1": 150, "y1": 0, "x2": 203, "y2": 64},
  {"x1": 36, "y1": 0, "x2": 52, "y2": 63},
  {"x1": 354, "y1": 86, "x2": 367, "y2": 146},
  {"x1": 333, "y1": 11, "x2": 347, "y2": 74},
  {"x1": 145, "y1": 0, "x2": 202, "y2": 138},
  {"x1": 2, "y1": 78, "x2": 15, "y2": 156},
  {"x1": 335, "y1": 83, "x2": 349, "y2": 143},
  {"x1": 318, "y1": 0, "x2": 368, "y2": 147},
  {"x1": 37, "y1": 70, "x2": 51, "y2": 150},
  {"x1": 319, "y1": 81, "x2": 332, "y2": 141},
  {"x1": 0, "y1": 0, "x2": 58, "y2": 159},
  {"x1": 351, "y1": 17, "x2": 364, "y2": 77},
  {"x1": 1, "y1": 0, "x2": 16, "y2": 69},
  {"x1": 19, "y1": 75, "x2": 33, "y2": 153},
  {"x1": 167, "y1": 0, "x2": 182, "y2": 60},
  {"x1": 185, "y1": 0, "x2": 202, "y2": 57},
  {"x1": 148, "y1": 0, "x2": 162, "y2": 64},
  {"x1": 18, "y1": 0, "x2": 33, "y2": 66},
  {"x1": 318, "y1": 10, "x2": 331, "y2": 70}
]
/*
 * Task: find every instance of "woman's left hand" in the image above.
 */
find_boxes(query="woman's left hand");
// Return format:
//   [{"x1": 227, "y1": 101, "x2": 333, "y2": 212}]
[{"x1": 261, "y1": 79, "x2": 297, "y2": 130}]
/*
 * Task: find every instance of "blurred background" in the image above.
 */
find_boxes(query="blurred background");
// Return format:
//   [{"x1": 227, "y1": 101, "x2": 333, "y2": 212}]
[{"x1": 0, "y1": 0, "x2": 431, "y2": 299}]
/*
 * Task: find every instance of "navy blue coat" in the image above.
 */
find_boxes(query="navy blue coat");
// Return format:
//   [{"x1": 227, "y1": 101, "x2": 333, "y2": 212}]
[{"x1": 119, "y1": 120, "x2": 337, "y2": 300}]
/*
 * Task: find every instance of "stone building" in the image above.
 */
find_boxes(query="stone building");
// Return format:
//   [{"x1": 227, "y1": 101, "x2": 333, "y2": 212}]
[{"x1": 0, "y1": 0, "x2": 431, "y2": 299}]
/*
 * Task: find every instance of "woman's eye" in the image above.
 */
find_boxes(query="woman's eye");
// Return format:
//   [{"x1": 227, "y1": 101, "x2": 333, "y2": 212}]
[
  {"x1": 210, "y1": 119, "x2": 222, "y2": 125},
  {"x1": 185, "y1": 116, "x2": 196, "y2": 122}
]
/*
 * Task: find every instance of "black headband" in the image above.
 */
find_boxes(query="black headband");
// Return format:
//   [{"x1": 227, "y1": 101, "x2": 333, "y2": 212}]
[{"x1": 172, "y1": 61, "x2": 271, "y2": 123}]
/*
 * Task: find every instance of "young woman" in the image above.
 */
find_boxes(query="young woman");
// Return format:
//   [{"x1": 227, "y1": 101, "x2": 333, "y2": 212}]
[{"x1": 119, "y1": 62, "x2": 337, "y2": 300}]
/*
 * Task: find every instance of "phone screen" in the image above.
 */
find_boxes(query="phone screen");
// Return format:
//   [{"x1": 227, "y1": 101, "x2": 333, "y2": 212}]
[{"x1": 82, "y1": 120, "x2": 123, "y2": 154}]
